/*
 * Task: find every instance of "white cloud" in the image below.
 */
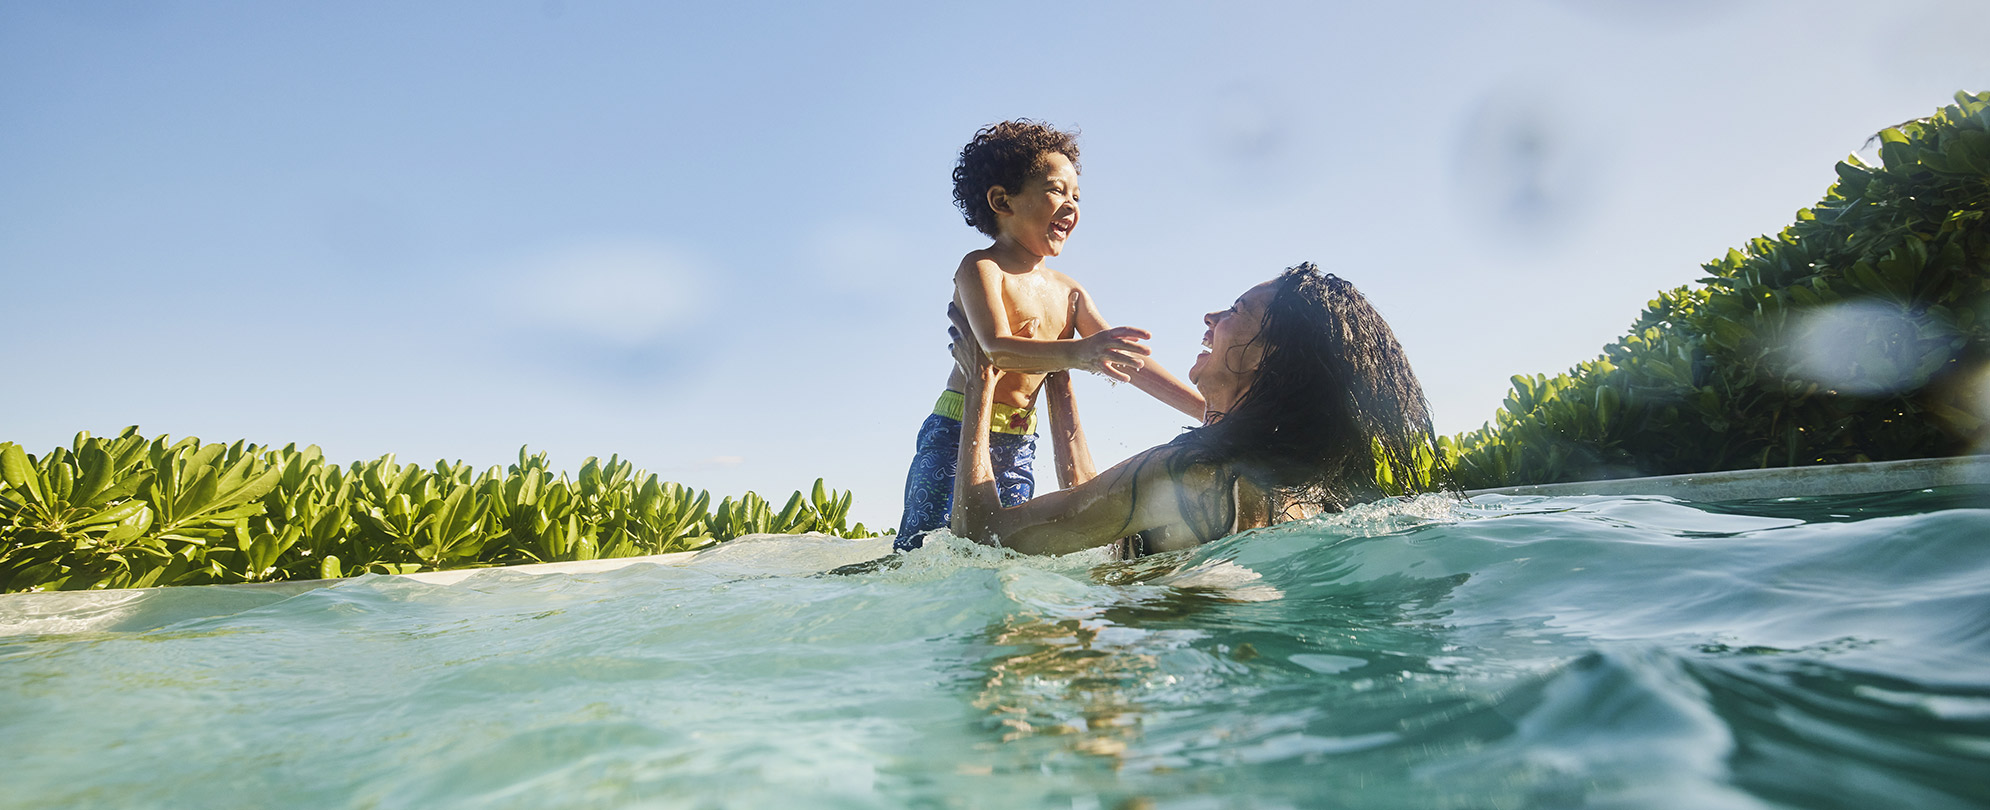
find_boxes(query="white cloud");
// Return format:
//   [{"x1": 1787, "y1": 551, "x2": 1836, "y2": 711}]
[
  {"x1": 803, "y1": 219, "x2": 921, "y2": 293},
  {"x1": 501, "y1": 241, "x2": 710, "y2": 345}
]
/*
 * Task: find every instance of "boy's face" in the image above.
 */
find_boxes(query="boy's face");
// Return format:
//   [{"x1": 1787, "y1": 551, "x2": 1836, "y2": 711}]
[{"x1": 990, "y1": 152, "x2": 1080, "y2": 257}]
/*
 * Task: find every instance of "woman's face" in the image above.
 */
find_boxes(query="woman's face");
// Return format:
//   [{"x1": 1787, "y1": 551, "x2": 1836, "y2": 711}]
[{"x1": 1190, "y1": 279, "x2": 1279, "y2": 392}]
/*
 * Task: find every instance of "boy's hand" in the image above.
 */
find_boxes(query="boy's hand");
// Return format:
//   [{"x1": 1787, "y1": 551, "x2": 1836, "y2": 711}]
[{"x1": 1077, "y1": 327, "x2": 1152, "y2": 382}]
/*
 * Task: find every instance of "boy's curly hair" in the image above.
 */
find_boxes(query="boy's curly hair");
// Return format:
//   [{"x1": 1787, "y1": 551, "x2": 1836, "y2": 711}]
[{"x1": 952, "y1": 120, "x2": 1081, "y2": 237}]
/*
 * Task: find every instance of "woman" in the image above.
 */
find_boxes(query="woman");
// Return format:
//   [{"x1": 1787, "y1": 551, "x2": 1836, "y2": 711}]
[{"x1": 947, "y1": 263, "x2": 1444, "y2": 556}]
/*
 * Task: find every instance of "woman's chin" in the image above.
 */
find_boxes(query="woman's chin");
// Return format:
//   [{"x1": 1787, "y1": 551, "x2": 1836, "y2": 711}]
[{"x1": 1188, "y1": 351, "x2": 1209, "y2": 383}]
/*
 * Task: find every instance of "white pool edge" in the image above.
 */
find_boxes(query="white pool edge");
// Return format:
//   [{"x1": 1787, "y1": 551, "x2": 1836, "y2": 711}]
[
  {"x1": 0, "y1": 533, "x2": 874, "y2": 616},
  {"x1": 1466, "y1": 454, "x2": 1990, "y2": 501}
]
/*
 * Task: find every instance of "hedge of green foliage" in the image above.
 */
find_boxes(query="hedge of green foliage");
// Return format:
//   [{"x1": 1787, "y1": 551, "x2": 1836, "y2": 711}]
[
  {"x1": 0, "y1": 428, "x2": 882, "y2": 593},
  {"x1": 1442, "y1": 91, "x2": 1990, "y2": 488}
]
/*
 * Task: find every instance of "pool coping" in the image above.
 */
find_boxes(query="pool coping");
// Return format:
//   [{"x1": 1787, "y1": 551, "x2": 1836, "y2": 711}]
[
  {"x1": 1466, "y1": 454, "x2": 1990, "y2": 500},
  {"x1": 0, "y1": 534, "x2": 894, "y2": 634},
  {"x1": 0, "y1": 536, "x2": 809, "y2": 613}
]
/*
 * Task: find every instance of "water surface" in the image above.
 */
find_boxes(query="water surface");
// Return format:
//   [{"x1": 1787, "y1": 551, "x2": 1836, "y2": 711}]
[{"x1": 4, "y1": 489, "x2": 1988, "y2": 809}]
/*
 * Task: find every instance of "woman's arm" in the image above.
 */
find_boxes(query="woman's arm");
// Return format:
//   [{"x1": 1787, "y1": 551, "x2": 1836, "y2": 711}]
[
  {"x1": 1068, "y1": 285, "x2": 1207, "y2": 419},
  {"x1": 950, "y1": 306, "x2": 1214, "y2": 555},
  {"x1": 1126, "y1": 363, "x2": 1207, "y2": 421},
  {"x1": 1043, "y1": 371, "x2": 1097, "y2": 489}
]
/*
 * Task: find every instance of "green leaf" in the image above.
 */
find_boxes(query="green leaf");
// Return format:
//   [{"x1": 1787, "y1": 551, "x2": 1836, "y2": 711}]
[
  {"x1": 49, "y1": 455, "x2": 76, "y2": 506},
  {"x1": 2, "y1": 444, "x2": 45, "y2": 507},
  {"x1": 73, "y1": 499, "x2": 148, "y2": 528},
  {"x1": 775, "y1": 492, "x2": 804, "y2": 531},
  {"x1": 101, "y1": 506, "x2": 155, "y2": 545},
  {"x1": 72, "y1": 444, "x2": 115, "y2": 508}
]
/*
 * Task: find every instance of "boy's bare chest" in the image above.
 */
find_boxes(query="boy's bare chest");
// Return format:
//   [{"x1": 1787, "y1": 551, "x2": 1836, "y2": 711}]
[{"x1": 995, "y1": 274, "x2": 1075, "y2": 339}]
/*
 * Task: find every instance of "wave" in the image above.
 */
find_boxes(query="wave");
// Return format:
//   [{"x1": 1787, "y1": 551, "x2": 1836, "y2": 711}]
[{"x1": 3, "y1": 488, "x2": 1988, "y2": 808}]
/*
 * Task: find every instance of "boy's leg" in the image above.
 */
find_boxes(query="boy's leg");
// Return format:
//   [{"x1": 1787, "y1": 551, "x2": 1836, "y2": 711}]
[
  {"x1": 895, "y1": 414, "x2": 962, "y2": 551},
  {"x1": 989, "y1": 433, "x2": 1037, "y2": 508}
]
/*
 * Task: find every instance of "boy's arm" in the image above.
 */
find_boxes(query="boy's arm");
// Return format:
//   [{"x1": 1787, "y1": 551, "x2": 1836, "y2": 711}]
[
  {"x1": 1043, "y1": 371, "x2": 1097, "y2": 489},
  {"x1": 1070, "y1": 286, "x2": 1208, "y2": 420},
  {"x1": 957, "y1": 258, "x2": 1151, "y2": 381}
]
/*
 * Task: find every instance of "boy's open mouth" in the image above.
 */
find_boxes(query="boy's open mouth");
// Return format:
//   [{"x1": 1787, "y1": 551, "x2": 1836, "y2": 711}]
[{"x1": 1051, "y1": 221, "x2": 1074, "y2": 238}]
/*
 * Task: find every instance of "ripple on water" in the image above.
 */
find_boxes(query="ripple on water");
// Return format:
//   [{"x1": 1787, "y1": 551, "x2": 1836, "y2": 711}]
[{"x1": 3, "y1": 489, "x2": 1990, "y2": 808}]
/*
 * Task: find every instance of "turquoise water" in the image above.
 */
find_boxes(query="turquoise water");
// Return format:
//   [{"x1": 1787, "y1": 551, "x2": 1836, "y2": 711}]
[{"x1": 4, "y1": 489, "x2": 1989, "y2": 809}]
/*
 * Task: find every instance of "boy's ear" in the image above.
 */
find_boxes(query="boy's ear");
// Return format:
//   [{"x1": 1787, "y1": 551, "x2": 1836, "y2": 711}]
[{"x1": 985, "y1": 185, "x2": 1012, "y2": 217}]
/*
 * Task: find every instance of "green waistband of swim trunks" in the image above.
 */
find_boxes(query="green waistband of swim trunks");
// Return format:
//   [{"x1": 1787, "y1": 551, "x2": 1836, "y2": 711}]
[{"x1": 933, "y1": 390, "x2": 1038, "y2": 435}]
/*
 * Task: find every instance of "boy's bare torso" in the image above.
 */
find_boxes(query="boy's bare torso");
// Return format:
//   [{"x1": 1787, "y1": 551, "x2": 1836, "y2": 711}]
[{"x1": 946, "y1": 250, "x2": 1080, "y2": 409}]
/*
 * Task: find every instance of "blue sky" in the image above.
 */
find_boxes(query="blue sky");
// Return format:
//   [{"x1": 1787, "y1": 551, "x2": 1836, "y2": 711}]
[{"x1": 5, "y1": 0, "x2": 1986, "y2": 528}]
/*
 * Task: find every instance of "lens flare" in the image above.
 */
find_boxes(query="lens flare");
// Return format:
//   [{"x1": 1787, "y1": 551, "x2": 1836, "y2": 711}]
[{"x1": 1779, "y1": 299, "x2": 1954, "y2": 396}]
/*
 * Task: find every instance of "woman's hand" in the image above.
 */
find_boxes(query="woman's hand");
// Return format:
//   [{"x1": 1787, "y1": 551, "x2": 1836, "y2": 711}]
[{"x1": 948, "y1": 303, "x2": 996, "y2": 383}]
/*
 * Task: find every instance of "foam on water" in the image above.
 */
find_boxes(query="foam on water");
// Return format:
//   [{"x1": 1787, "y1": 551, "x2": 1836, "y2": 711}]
[{"x1": 4, "y1": 488, "x2": 1989, "y2": 808}]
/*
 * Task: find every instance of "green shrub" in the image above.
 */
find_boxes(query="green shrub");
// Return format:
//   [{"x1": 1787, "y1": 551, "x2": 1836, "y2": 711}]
[
  {"x1": 1444, "y1": 91, "x2": 1990, "y2": 488},
  {"x1": 0, "y1": 428, "x2": 882, "y2": 593}
]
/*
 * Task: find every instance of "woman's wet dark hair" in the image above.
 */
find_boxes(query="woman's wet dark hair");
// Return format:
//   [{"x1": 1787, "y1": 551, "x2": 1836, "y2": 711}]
[
  {"x1": 1139, "y1": 263, "x2": 1447, "y2": 546},
  {"x1": 952, "y1": 120, "x2": 1081, "y2": 238}
]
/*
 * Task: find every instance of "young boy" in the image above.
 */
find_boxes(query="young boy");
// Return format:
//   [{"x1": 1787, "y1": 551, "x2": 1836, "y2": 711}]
[{"x1": 896, "y1": 120, "x2": 1205, "y2": 550}]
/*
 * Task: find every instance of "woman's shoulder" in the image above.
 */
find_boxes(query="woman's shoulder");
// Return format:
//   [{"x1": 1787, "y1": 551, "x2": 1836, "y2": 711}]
[
  {"x1": 1107, "y1": 442, "x2": 1220, "y2": 486},
  {"x1": 1120, "y1": 445, "x2": 1248, "y2": 546},
  {"x1": 1132, "y1": 448, "x2": 1312, "y2": 539}
]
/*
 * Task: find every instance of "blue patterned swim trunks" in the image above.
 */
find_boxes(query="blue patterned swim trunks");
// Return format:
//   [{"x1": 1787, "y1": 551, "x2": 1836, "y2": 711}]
[{"x1": 895, "y1": 393, "x2": 1036, "y2": 551}]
